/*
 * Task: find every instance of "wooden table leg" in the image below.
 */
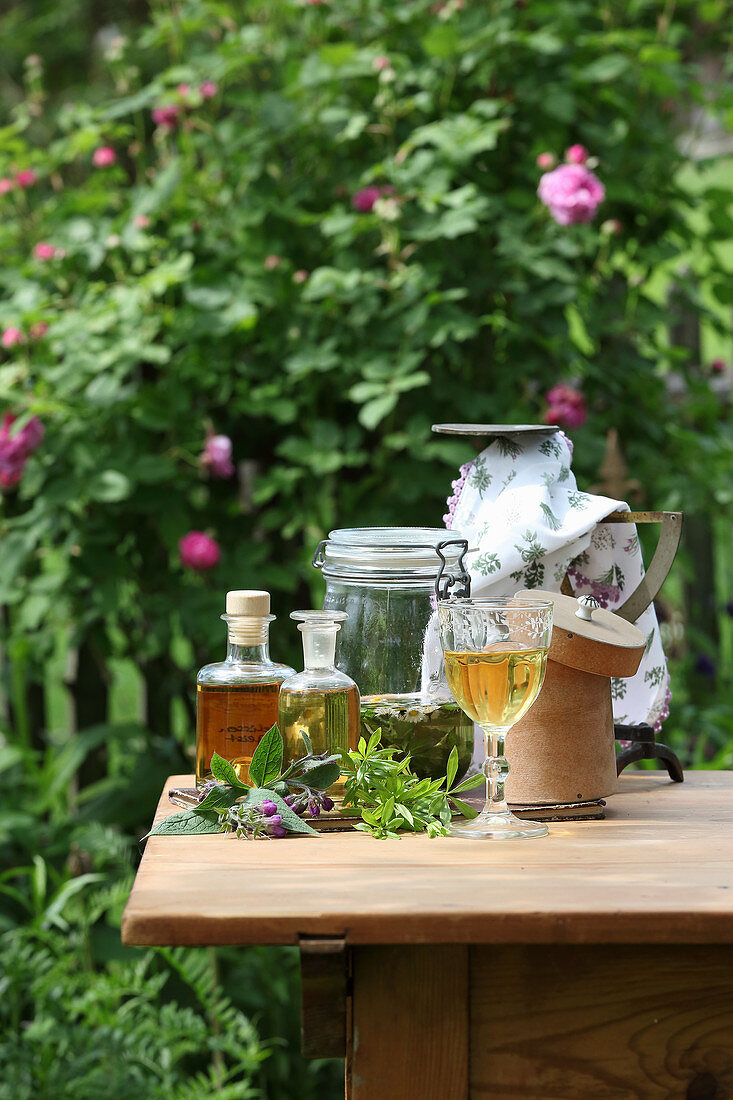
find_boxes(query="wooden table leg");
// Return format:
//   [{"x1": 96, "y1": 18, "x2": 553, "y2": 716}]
[
  {"x1": 350, "y1": 945, "x2": 469, "y2": 1100},
  {"x1": 470, "y1": 944, "x2": 733, "y2": 1099}
]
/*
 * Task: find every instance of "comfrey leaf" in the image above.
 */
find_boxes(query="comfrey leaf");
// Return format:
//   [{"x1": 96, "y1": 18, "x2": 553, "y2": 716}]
[
  {"x1": 244, "y1": 788, "x2": 317, "y2": 836},
  {"x1": 209, "y1": 753, "x2": 249, "y2": 790},
  {"x1": 197, "y1": 784, "x2": 241, "y2": 813},
  {"x1": 293, "y1": 754, "x2": 341, "y2": 790},
  {"x1": 144, "y1": 809, "x2": 220, "y2": 839},
  {"x1": 248, "y1": 726, "x2": 283, "y2": 788}
]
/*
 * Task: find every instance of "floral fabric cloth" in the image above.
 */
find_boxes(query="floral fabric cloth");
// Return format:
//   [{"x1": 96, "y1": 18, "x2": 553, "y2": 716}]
[{"x1": 433, "y1": 430, "x2": 670, "y2": 730}]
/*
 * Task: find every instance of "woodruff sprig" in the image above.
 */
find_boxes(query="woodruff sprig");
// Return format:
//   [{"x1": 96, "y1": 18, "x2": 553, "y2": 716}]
[{"x1": 341, "y1": 729, "x2": 483, "y2": 839}]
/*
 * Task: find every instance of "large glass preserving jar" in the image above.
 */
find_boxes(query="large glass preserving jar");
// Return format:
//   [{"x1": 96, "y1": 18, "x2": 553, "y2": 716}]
[{"x1": 312, "y1": 527, "x2": 474, "y2": 781}]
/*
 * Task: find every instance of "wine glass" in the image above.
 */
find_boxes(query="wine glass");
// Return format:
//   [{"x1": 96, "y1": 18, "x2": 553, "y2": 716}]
[{"x1": 437, "y1": 596, "x2": 553, "y2": 839}]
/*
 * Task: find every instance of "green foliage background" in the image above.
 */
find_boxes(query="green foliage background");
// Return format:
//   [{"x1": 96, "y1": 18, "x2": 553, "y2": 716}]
[{"x1": 0, "y1": 0, "x2": 731, "y2": 1095}]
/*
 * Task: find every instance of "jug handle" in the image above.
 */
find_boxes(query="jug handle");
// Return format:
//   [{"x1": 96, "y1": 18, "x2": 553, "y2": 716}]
[{"x1": 597, "y1": 510, "x2": 683, "y2": 623}]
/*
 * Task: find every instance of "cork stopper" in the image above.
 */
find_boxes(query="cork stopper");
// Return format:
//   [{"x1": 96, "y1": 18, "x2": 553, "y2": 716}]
[
  {"x1": 226, "y1": 590, "x2": 270, "y2": 617},
  {"x1": 222, "y1": 590, "x2": 273, "y2": 645}
]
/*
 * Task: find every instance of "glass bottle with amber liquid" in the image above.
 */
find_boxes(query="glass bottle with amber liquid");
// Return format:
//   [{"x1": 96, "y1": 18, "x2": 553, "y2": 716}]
[
  {"x1": 279, "y1": 611, "x2": 360, "y2": 805},
  {"x1": 196, "y1": 590, "x2": 295, "y2": 787}
]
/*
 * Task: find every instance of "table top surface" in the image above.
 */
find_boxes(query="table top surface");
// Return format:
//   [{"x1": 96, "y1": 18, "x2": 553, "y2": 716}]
[{"x1": 121, "y1": 770, "x2": 733, "y2": 948}]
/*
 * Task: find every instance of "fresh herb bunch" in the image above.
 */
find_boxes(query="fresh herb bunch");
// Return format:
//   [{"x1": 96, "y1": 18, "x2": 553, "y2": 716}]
[
  {"x1": 145, "y1": 726, "x2": 341, "y2": 841},
  {"x1": 341, "y1": 730, "x2": 483, "y2": 839}
]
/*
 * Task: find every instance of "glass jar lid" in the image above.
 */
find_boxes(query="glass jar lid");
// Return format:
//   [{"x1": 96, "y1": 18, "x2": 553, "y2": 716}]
[{"x1": 313, "y1": 526, "x2": 470, "y2": 592}]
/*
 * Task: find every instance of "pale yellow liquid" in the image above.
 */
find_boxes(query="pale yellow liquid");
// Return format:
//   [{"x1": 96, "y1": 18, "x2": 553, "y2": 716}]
[
  {"x1": 444, "y1": 646, "x2": 548, "y2": 729},
  {"x1": 279, "y1": 684, "x2": 359, "y2": 803}
]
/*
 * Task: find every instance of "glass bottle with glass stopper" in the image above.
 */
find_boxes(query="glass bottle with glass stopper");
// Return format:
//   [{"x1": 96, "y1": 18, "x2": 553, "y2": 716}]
[
  {"x1": 196, "y1": 590, "x2": 295, "y2": 787},
  {"x1": 279, "y1": 611, "x2": 360, "y2": 806}
]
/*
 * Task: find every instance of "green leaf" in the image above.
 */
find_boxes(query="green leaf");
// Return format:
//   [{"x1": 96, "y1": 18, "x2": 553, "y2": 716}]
[
  {"x1": 88, "y1": 470, "x2": 131, "y2": 503},
  {"x1": 421, "y1": 24, "x2": 461, "y2": 58},
  {"x1": 452, "y1": 772, "x2": 484, "y2": 793},
  {"x1": 449, "y1": 797, "x2": 479, "y2": 820},
  {"x1": 248, "y1": 726, "x2": 283, "y2": 788},
  {"x1": 445, "y1": 747, "x2": 458, "y2": 791},
  {"x1": 358, "y1": 393, "x2": 398, "y2": 430},
  {"x1": 578, "y1": 55, "x2": 629, "y2": 83},
  {"x1": 244, "y1": 788, "x2": 317, "y2": 836},
  {"x1": 209, "y1": 753, "x2": 250, "y2": 790},
  {"x1": 300, "y1": 730, "x2": 313, "y2": 756},
  {"x1": 144, "y1": 810, "x2": 221, "y2": 839},
  {"x1": 197, "y1": 785, "x2": 241, "y2": 813},
  {"x1": 294, "y1": 756, "x2": 341, "y2": 790}
]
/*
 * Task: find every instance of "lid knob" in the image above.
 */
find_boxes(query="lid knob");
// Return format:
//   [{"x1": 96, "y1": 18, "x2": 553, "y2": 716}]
[{"x1": 575, "y1": 594, "x2": 600, "y2": 622}]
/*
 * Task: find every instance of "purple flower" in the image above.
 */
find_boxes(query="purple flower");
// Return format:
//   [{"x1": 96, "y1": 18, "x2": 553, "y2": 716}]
[
  {"x1": 284, "y1": 795, "x2": 296, "y2": 806},
  {"x1": 268, "y1": 814, "x2": 282, "y2": 827},
  {"x1": 178, "y1": 530, "x2": 221, "y2": 571},
  {"x1": 201, "y1": 433, "x2": 234, "y2": 479},
  {"x1": 270, "y1": 824, "x2": 287, "y2": 838},
  {"x1": 260, "y1": 799, "x2": 278, "y2": 817},
  {"x1": 307, "y1": 799, "x2": 320, "y2": 818},
  {"x1": 537, "y1": 163, "x2": 605, "y2": 226},
  {"x1": 322, "y1": 796, "x2": 334, "y2": 812},
  {"x1": 694, "y1": 654, "x2": 716, "y2": 678}
]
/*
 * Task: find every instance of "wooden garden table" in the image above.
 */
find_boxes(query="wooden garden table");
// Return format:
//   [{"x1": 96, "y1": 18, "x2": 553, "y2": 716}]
[{"x1": 122, "y1": 771, "x2": 733, "y2": 1099}]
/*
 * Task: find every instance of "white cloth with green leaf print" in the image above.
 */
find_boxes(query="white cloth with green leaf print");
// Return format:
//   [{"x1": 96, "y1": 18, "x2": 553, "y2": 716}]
[{"x1": 431, "y1": 430, "x2": 669, "y2": 731}]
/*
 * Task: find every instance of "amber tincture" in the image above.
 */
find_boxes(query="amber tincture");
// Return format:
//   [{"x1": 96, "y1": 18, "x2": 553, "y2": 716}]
[{"x1": 195, "y1": 590, "x2": 295, "y2": 787}]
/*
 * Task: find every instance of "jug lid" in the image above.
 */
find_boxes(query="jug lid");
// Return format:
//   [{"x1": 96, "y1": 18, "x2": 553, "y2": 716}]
[
  {"x1": 515, "y1": 588, "x2": 646, "y2": 679},
  {"x1": 432, "y1": 423, "x2": 559, "y2": 436}
]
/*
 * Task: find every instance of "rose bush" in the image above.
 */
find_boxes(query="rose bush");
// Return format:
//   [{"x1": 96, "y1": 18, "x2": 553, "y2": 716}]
[{"x1": 0, "y1": 0, "x2": 731, "y2": 1093}]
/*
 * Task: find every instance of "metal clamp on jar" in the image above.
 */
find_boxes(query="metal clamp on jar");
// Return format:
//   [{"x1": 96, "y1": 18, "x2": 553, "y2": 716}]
[{"x1": 312, "y1": 527, "x2": 473, "y2": 782}]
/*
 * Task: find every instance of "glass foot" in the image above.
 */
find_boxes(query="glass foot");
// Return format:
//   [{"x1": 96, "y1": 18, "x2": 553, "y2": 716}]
[{"x1": 449, "y1": 808, "x2": 548, "y2": 839}]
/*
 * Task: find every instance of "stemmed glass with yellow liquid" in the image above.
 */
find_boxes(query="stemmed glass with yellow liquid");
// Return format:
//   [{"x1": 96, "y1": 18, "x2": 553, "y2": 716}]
[{"x1": 437, "y1": 596, "x2": 553, "y2": 839}]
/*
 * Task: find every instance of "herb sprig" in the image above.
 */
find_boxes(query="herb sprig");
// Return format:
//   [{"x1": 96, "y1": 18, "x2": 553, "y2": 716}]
[
  {"x1": 341, "y1": 729, "x2": 483, "y2": 838},
  {"x1": 145, "y1": 725, "x2": 341, "y2": 841}
]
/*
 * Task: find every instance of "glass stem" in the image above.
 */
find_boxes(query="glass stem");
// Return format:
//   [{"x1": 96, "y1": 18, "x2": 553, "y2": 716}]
[{"x1": 481, "y1": 726, "x2": 510, "y2": 817}]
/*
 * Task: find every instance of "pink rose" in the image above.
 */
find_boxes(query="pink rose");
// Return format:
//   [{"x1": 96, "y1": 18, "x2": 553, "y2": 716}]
[
  {"x1": 293, "y1": 269, "x2": 309, "y2": 284},
  {"x1": 33, "y1": 242, "x2": 60, "y2": 261},
  {"x1": 536, "y1": 152, "x2": 555, "y2": 170},
  {"x1": 537, "y1": 163, "x2": 605, "y2": 225},
  {"x1": 373, "y1": 55, "x2": 390, "y2": 72},
  {"x1": 711, "y1": 358, "x2": 726, "y2": 374},
  {"x1": 152, "y1": 104, "x2": 180, "y2": 130},
  {"x1": 201, "y1": 433, "x2": 234, "y2": 479},
  {"x1": 93, "y1": 146, "x2": 117, "y2": 168},
  {"x1": 352, "y1": 186, "x2": 383, "y2": 213},
  {"x1": 177, "y1": 83, "x2": 191, "y2": 96},
  {"x1": 179, "y1": 530, "x2": 221, "y2": 571},
  {"x1": 0, "y1": 178, "x2": 14, "y2": 194},
  {"x1": 264, "y1": 254, "x2": 281, "y2": 270},
  {"x1": 15, "y1": 169, "x2": 37, "y2": 188},
  {"x1": 1, "y1": 327, "x2": 25, "y2": 349},
  {"x1": 544, "y1": 384, "x2": 587, "y2": 428},
  {"x1": 566, "y1": 144, "x2": 588, "y2": 164},
  {"x1": 29, "y1": 321, "x2": 48, "y2": 340},
  {"x1": 133, "y1": 214, "x2": 151, "y2": 228},
  {"x1": 0, "y1": 412, "x2": 44, "y2": 490},
  {"x1": 200, "y1": 81, "x2": 218, "y2": 98}
]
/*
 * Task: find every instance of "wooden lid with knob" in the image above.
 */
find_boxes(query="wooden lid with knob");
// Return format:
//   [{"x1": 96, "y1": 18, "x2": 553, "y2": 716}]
[{"x1": 515, "y1": 589, "x2": 646, "y2": 679}]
